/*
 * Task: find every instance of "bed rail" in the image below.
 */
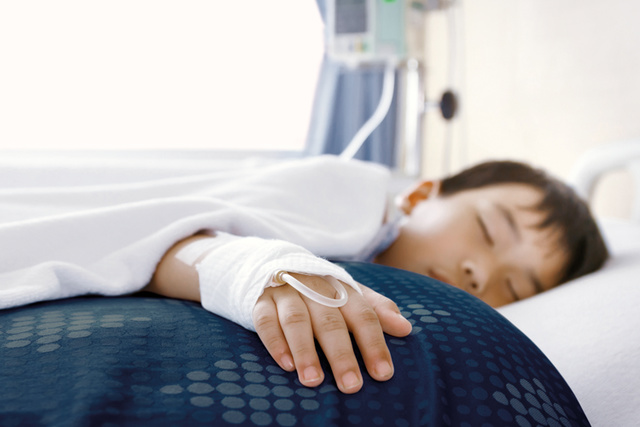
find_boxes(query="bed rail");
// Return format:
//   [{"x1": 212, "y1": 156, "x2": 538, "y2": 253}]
[{"x1": 568, "y1": 140, "x2": 640, "y2": 222}]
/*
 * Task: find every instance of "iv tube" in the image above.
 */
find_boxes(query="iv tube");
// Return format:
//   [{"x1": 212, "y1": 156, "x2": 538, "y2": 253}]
[{"x1": 339, "y1": 63, "x2": 396, "y2": 160}]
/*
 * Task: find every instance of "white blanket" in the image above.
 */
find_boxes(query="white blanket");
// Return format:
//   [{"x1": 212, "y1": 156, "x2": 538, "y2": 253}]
[{"x1": 0, "y1": 155, "x2": 390, "y2": 310}]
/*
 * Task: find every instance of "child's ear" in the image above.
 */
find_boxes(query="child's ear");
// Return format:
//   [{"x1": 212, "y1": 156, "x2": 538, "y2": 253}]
[{"x1": 397, "y1": 180, "x2": 441, "y2": 214}]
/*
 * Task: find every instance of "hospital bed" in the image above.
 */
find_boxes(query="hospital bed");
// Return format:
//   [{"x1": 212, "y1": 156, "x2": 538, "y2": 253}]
[{"x1": 1, "y1": 141, "x2": 638, "y2": 426}]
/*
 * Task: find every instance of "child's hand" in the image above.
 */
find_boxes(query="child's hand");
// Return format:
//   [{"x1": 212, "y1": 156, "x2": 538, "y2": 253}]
[{"x1": 252, "y1": 274, "x2": 412, "y2": 394}]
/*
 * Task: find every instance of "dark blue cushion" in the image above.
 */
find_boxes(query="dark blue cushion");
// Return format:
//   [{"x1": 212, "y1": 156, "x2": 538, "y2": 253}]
[{"x1": 0, "y1": 262, "x2": 590, "y2": 426}]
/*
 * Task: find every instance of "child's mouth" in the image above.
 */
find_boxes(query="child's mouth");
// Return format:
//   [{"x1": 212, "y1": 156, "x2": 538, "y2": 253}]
[{"x1": 428, "y1": 269, "x2": 452, "y2": 285}]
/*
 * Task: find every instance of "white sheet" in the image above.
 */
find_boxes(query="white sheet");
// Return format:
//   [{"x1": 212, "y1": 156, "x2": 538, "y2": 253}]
[
  {"x1": 498, "y1": 218, "x2": 640, "y2": 427},
  {"x1": 0, "y1": 155, "x2": 390, "y2": 309}
]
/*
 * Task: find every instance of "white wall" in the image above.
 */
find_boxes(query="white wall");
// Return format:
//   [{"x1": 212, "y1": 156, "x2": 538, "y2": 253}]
[
  {"x1": 422, "y1": 0, "x2": 640, "y2": 219},
  {"x1": 0, "y1": 1, "x2": 323, "y2": 152}
]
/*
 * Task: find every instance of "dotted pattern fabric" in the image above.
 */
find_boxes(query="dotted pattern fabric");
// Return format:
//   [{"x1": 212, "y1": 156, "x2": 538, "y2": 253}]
[{"x1": 0, "y1": 262, "x2": 590, "y2": 426}]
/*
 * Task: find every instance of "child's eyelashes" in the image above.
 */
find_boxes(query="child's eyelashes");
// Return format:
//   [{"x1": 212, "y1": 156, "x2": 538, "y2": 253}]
[{"x1": 476, "y1": 214, "x2": 494, "y2": 246}]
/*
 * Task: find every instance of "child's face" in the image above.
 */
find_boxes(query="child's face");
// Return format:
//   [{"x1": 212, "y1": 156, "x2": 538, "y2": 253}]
[{"x1": 374, "y1": 181, "x2": 568, "y2": 307}]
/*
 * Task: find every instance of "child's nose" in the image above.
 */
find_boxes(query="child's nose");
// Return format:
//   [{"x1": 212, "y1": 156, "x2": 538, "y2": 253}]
[{"x1": 460, "y1": 259, "x2": 489, "y2": 295}]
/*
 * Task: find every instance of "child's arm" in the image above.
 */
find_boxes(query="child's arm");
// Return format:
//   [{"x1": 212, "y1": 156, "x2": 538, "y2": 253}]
[
  {"x1": 144, "y1": 234, "x2": 412, "y2": 394},
  {"x1": 144, "y1": 234, "x2": 207, "y2": 303}
]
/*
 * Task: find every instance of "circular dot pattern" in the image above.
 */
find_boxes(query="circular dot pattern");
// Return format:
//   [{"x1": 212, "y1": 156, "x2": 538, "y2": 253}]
[{"x1": 0, "y1": 265, "x2": 589, "y2": 426}]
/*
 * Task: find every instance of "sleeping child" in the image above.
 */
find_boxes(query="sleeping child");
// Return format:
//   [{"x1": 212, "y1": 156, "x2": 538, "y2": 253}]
[
  {"x1": 0, "y1": 157, "x2": 607, "y2": 394},
  {"x1": 142, "y1": 159, "x2": 608, "y2": 394}
]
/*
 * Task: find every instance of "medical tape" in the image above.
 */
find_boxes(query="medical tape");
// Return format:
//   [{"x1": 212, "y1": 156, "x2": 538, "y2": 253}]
[{"x1": 273, "y1": 271, "x2": 349, "y2": 308}]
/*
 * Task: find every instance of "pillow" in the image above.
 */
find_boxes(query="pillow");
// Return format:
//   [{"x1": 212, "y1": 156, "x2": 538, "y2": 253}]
[
  {"x1": 498, "y1": 218, "x2": 640, "y2": 427},
  {"x1": 0, "y1": 262, "x2": 589, "y2": 426}
]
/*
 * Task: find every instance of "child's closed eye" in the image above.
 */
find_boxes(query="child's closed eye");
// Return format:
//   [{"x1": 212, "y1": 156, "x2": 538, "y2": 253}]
[
  {"x1": 506, "y1": 278, "x2": 520, "y2": 301},
  {"x1": 476, "y1": 214, "x2": 494, "y2": 246}
]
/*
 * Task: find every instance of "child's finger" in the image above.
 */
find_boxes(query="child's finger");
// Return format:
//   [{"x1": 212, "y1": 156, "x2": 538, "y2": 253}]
[
  {"x1": 253, "y1": 289, "x2": 295, "y2": 372},
  {"x1": 302, "y1": 296, "x2": 363, "y2": 394},
  {"x1": 339, "y1": 289, "x2": 395, "y2": 383},
  {"x1": 271, "y1": 286, "x2": 325, "y2": 388},
  {"x1": 360, "y1": 285, "x2": 413, "y2": 337}
]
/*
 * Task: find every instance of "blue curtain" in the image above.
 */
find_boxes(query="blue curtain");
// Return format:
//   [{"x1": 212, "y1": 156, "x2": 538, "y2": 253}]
[{"x1": 305, "y1": 0, "x2": 398, "y2": 167}]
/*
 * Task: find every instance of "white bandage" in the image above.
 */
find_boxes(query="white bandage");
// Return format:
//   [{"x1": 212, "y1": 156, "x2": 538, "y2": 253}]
[
  {"x1": 193, "y1": 232, "x2": 361, "y2": 331},
  {"x1": 174, "y1": 236, "x2": 219, "y2": 266}
]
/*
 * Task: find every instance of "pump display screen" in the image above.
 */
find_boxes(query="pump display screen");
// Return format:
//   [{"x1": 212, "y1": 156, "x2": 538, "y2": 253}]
[{"x1": 335, "y1": 0, "x2": 367, "y2": 34}]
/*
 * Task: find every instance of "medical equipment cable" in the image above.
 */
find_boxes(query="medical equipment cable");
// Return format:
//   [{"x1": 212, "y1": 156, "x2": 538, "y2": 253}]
[
  {"x1": 442, "y1": 2, "x2": 458, "y2": 175},
  {"x1": 456, "y1": 0, "x2": 469, "y2": 170},
  {"x1": 339, "y1": 63, "x2": 396, "y2": 160}
]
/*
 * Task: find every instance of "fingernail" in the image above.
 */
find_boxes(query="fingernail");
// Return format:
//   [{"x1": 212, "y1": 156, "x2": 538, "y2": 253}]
[
  {"x1": 375, "y1": 361, "x2": 393, "y2": 379},
  {"x1": 398, "y1": 312, "x2": 413, "y2": 326},
  {"x1": 341, "y1": 371, "x2": 361, "y2": 391},
  {"x1": 303, "y1": 366, "x2": 321, "y2": 383},
  {"x1": 281, "y1": 355, "x2": 294, "y2": 371}
]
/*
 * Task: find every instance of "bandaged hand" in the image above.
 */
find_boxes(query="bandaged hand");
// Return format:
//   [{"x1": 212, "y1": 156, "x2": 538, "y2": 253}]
[
  {"x1": 147, "y1": 231, "x2": 412, "y2": 394},
  {"x1": 253, "y1": 274, "x2": 412, "y2": 394}
]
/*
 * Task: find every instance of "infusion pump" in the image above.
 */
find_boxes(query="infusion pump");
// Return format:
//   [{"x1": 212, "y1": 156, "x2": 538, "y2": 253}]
[{"x1": 326, "y1": 0, "x2": 429, "y2": 66}]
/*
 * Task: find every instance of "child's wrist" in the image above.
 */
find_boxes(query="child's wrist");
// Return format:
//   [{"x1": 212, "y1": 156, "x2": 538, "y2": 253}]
[{"x1": 194, "y1": 232, "x2": 360, "y2": 331}]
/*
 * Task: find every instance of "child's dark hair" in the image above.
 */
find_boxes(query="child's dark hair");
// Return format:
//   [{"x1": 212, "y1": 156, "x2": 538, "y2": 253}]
[{"x1": 439, "y1": 160, "x2": 609, "y2": 285}]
